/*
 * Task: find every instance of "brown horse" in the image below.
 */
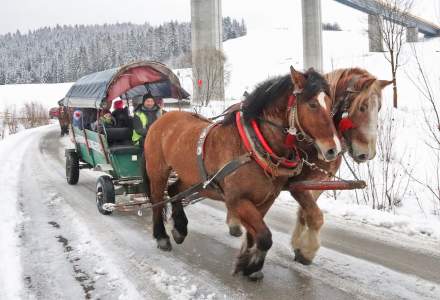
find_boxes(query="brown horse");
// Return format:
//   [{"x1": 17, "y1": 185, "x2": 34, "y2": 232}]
[
  {"x1": 287, "y1": 68, "x2": 392, "y2": 264},
  {"x1": 227, "y1": 68, "x2": 392, "y2": 264},
  {"x1": 58, "y1": 106, "x2": 70, "y2": 136},
  {"x1": 144, "y1": 67, "x2": 341, "y2": 279}
]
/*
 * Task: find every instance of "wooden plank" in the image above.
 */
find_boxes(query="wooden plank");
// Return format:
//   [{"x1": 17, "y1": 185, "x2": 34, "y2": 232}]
[{"x1": 289, "y1": 180, "x2": 366, "y2": 191}]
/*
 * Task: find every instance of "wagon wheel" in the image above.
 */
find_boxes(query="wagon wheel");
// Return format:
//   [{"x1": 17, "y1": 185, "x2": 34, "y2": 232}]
[
  {"x1": 66, "y1": 151, "x2": 79, "y2": 185},
  {"x1": 96, "y1": 176, "x2": 115, "y2": 215}
]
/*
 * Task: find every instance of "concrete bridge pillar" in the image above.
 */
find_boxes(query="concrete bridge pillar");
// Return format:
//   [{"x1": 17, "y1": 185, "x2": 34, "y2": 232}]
[
  {"x1": 368, "y1": 14, "x2": 384, "y2": 52},
  {"x1": 301, "y1": 0, "x2": 323, "y2": 72},
  {"x1": 191, "y1": 0, "x2": 224, "y2": 103},
  {"x1": 406, "y1": 26, "x2": 419, "y2": 42}
]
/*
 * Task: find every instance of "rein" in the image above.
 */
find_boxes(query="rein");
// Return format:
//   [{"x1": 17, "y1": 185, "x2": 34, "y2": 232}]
[
  {"x1": 330, "y1": 75, "x2": 361, "y2": 136},
  {"x1": 256, "y1": 94, "x2": 314, "y2": 145}
]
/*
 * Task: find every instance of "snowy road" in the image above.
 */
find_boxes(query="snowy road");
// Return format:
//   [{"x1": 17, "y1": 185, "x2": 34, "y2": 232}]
[{"x1": 6, "y1": 125, "x2": 440, "y2": 299}]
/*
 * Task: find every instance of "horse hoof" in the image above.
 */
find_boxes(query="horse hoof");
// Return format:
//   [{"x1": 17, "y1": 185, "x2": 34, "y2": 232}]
[
  {"x1": 229, "y1": 225, "x2": 243, "y2": 237},
  {"x1": 171, "y1": 228, "x2": 186, "y2": 244},
  {"x1": 248, "y1": 271, "x2": 264, "y2": 281},
  {"x1": 294, "y1": 249, "x2": 312, "y2": 265},
  {"x1": 157, "y1": 238, "x2": 172, "y2": 251}
]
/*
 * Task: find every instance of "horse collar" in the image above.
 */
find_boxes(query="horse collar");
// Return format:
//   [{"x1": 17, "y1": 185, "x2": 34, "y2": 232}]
[{"x1": 235, "y1": 110, "x2": 303, "y2": 177}]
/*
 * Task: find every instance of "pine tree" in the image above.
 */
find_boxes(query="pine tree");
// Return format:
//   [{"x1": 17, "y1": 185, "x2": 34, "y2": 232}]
[{"x1": 0, "y1": 18, "x2": 247, "y2": 84}]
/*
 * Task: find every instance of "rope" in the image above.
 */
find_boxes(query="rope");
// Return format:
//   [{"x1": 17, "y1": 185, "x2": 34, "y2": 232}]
[{"x1": 342, "y1": 153, "x2": 361, "y2": 181}]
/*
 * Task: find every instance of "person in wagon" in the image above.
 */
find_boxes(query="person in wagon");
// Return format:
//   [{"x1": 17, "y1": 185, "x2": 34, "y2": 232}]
[
  {"x1": 91, "y1": 109, "x2": 115, "y2": 132},
  {"x1": 112, "y1": 99, "x2": 130, "y2": 128},
  {"x1": 132, "y1": 92, "x2": 162, "y2": 147},
  {"x1": 72, "y1": 109, "x2": 83, "y2": 129}
]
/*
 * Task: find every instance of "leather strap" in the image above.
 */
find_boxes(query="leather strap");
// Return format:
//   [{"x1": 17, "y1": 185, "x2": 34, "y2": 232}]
[{"x1": 196, "y1": 123, "x2": 217, "y2": 182}]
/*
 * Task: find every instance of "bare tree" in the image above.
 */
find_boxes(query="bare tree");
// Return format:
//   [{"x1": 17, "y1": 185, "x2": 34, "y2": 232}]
[
  {"x1": 373, "y1": 0, "x2": 414, "y2": 108},
  {"x1": 21, "y1": 102, "x2": 50, "y2": 129},
  {"x1": 2, "y1": 106, "x2": 19, "y2": 135},
  {"x1": 342, "y1": 108, "x2": 412, "y2": 211},
  {"x1": 192, "y1": 48, "x2": 228, "y2": 106},
  {"x1": 407, "y1": 44, "x2": 440, "y2": 148},
  {"x1": 0, "y1": 117, "x2": 4, "y2": 140},
  {"x1": 405, "y1": 43, "x2": 440, "y2": 214}
]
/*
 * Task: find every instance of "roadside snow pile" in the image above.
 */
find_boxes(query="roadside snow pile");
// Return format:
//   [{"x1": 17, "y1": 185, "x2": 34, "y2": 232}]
[
  {"x1": 277, "y1": 188, "x2": 440, "y2": 242},
  {"x1": 0, "y1": 126, "x2": 51, "y2": 299},
  {"x1": 318, "y1": 198, "x2": 440, "y2": 239}
]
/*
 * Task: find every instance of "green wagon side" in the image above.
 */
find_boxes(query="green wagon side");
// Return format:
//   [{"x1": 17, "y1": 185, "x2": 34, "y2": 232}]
[{"x1": 62, "y1": 61, "x2": 189, "y2": 215}]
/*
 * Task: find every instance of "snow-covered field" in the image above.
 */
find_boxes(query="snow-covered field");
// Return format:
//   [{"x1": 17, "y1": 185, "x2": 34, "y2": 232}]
[{"x1": 0, "y1": 82, "x2": 73, "y2": 112}]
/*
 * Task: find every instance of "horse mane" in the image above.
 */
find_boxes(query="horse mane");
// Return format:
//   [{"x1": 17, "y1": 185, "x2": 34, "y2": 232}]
[
  {"x1": 326, "y1": 68, "x2": 380, "y2": 110},
  {"x1": 222, "y1": 68, "x2": 329, "y2": 125}
]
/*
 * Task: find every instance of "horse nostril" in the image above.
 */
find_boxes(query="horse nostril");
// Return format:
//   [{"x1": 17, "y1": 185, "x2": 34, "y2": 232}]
[{"x1": 358, "y1": 154, "x2": 368, "y2": 161}]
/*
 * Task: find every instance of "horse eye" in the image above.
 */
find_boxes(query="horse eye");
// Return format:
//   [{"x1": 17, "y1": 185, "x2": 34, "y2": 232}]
[
  {"x1": 309, "y1": 101, "x2": 318, "y2": 109},
  {"x1": 360, "y1": 104, "x2": 368, "y2": 112}
]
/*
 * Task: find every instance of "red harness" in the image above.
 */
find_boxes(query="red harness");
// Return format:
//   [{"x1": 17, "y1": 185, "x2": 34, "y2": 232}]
[{"x1": 235, "y1": 95, "x2": 302, "y2": 176}]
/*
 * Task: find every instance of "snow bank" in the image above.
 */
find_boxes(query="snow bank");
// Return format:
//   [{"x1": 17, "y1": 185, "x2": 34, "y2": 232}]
[
  {"x1": 319, "y1": 198, "x2": 440, "y2": 239},
  {"x1": 0, "y1": 125, "x2": 52, "y2": 298}
]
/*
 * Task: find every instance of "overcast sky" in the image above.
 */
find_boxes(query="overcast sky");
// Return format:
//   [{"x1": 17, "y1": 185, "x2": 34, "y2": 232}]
[{"x1": 0, "y1": 0, "x2": 438, "y2": 35}]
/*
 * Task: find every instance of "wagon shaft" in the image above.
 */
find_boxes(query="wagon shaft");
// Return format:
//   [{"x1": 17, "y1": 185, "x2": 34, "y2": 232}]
[{"x1": 288, "y1": 180, "x2": 366, "y2": 191}]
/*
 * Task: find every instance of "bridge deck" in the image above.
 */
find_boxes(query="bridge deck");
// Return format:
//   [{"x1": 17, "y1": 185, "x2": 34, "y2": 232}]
[{"x1": 334, "y1": 0, "x2": 440, "y2": 36}]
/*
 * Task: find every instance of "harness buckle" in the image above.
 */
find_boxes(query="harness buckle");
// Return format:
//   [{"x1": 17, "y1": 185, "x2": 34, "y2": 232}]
[{"x1": 286, "y1": 127, "x2": 297, "y2": 135}]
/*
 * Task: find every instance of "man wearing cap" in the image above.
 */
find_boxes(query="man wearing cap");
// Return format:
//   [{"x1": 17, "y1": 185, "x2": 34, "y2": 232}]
[{"x1": 132, "y1": 92, "x2": 162, "y2": 148}]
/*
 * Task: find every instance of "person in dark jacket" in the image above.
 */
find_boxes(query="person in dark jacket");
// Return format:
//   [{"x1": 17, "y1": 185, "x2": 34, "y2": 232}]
[
  {"x1": 132, "y1": 93, "x2": 162, "y2": 147},
  {"x1": 112, "y1": 99, "x2": 130, "y2": 128}
]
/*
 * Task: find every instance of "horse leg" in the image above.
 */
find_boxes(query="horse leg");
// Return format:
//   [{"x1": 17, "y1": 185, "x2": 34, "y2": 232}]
[
  {"x1": 168, "y1": 180, "x2": 188, "y2": 244},
  {"x1": 226, "y1": 209, "x2": 243, "y2": 237},
  {"x1": 291, "y1": 207, "x2": 306, "y2": 256},
  {"x1": 231, "y1": 199, "x2": 272, "y2": 280},
  {"x1": 290, "y1": 190, "x2": 323, "y2": 265},
  {"x1": 147, "y1": 158, "x2": 172, "y2": 251}
]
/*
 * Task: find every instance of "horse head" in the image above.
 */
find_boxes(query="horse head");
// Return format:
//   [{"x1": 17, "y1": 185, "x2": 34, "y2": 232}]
[
  {"x1": 290, "y1": 67, "x2": 341, "y2": 162},
  {"x1": 328, "y1": 69, "x2": 392, "y2": 163}
]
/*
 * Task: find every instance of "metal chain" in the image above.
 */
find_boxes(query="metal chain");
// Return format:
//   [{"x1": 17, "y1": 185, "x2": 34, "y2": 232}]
[{"x1": 302, "y1": 158, "x2": 352, "y2": 183}]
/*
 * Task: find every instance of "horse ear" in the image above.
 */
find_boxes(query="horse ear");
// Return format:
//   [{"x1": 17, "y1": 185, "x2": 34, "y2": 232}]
[
  {"x1": 290, "y1": 66, "x2": 305, "y2": 93},
  {"x1": 361, "y1": 78, "x2": 376, "y2": 89},
  {"x1": 378, "y1": 80, "x2": 393, "y2": 89}
]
